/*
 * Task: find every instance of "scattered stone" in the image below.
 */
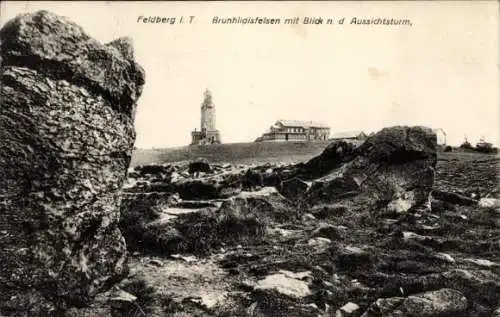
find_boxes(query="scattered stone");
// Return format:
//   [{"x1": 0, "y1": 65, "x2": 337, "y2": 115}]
[
  {"x1": 493, "y1": 307, "x2": 500, "y2": 317},
  {"x1": 387, "y1": 195, "x2": 416, "y2": 213},
  {"x1": 233, "y1": 187, "x2": 296, "y2": 222},
  {"x1": 268, "y1": 227, "x2": 302, "y2": 239},
  {"x1": 255, "y1": 273, "x2": 312, "y2": 299},
  {"x1": 435, "y1": 252, "x2": 456, "y2": 264},
  {"x1": 242, "y1": 169, "x2": 264, "y2": 191},
  {"x1": 478, "y1": 197, "x2": 500, "y2": 209},
  {"x1": 464, "y1": 258, "x2": 498, "y2": 268},
  {"x1": 171, "y1": 254, "x2": 198, "y2": 263},
  {"x1": 262, "y1": 170, "x2": 283, "y2": 188},
  {"x1": 173, "y1": 200, "x2": 219, "y2": 209},
  {"x1": 174, "y1": 179, "x2": 220, "y2": 200},
  {"x1": 219, "y1": 186, "x2": 242, "y2": 198},
  {"x1": 335, "y1": 245, "x2": 374, "y2": 271},
  {"x1": 430, "y1": 198, "x2": 458, "y2": 212},
  {"x1": 308, "y1": 237, "x2": 332, "y2": 250},
  {"x1": 188, "y1": 159, "x2": 211, "y2": 176},
  {"x1": 278, "y1": 270, "x2": 312, "y2": 281},
  {"x1": 109, "y1": 288, "x2": 138, "y2": 305},
  {"x1": 311, "y1": 223, "x2": 345, "y2": 241},
  {"x1": 279, "y1": 177, "x2": 310, "y2": 201},
  {"x1": 337, "y1": 302, "x2": 360, "y2": 316},
  {"x1": 309, "y1": 203, "x2": 348, "y2": 219},
  {"x1": 432, "y1": 189, "x2": 478, "y2": 206},
  {"x1": 361, "y1": 288, "x2": 467, "y2": 317},
  {"x1": 135, "y1": 164, "x2": 172, "y2": 176},
  {"x1": 246, "y1": 302, "x2": 259, "y2": 316},
  {"x1": 170, "y1": 171, "x2": 182, "y2": 182},
  {"x1": 148, "y1": 259, "x2": 164, "y2": 267},
  {"x1": 301, "y1": 213, "x2": 317, "y2": 222}
]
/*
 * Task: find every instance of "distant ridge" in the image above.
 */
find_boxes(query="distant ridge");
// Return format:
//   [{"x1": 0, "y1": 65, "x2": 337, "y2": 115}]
[{"x1": 131, "y1": 141, "x2": 331, "y2": 166}]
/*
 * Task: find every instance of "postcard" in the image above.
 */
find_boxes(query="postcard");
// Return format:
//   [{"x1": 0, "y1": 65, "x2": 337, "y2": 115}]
[{"x1": 0, "y1": 1, "x2": 498, "y2": 316}]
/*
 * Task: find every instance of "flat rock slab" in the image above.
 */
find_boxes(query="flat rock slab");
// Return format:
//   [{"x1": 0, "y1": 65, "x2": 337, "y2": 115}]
[{"x1": 255, "y1": 272, "x2": 312, "y2": 299}]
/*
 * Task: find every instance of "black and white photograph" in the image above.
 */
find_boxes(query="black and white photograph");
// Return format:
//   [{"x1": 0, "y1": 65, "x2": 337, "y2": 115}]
[{"x1": 0, "y1": 1, "x2": 499, "y2": 316}]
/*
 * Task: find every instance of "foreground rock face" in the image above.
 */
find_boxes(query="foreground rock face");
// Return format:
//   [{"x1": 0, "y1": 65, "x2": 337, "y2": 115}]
[
  {"x1": 0, "y1": 10, "x2": 145, "y2": 314},
  {"x1": 303, "y1": 126, "x2": 437, "y2": 213}
]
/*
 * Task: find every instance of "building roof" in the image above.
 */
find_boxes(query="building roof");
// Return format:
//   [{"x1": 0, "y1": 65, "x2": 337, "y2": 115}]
[
  {"x1": 330, "y1": 131, "x2": 366, "y2": 139},
  {"x1": 432, "y1": 128, "x2": 447, "y2": 135},
  {"x1": 276, "y1": 120, "x2": 330, "y2": 129}
]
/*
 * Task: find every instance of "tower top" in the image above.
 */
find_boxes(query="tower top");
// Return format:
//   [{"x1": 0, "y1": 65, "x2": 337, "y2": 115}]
[{"x1": 201, "y1": 88, "x2": 214, "y2": 109}]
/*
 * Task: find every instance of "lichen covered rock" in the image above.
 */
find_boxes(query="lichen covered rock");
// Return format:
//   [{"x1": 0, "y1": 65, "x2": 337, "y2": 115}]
[
  {"x1": 0, "y1": 10, "x2": 145, "y2": 315},
  {"x1": 304, "y1": 126, "x2": 437, "y2": 213},
  {"x1": 360, "y1": 288, "x2": 468, "y2": 317}
]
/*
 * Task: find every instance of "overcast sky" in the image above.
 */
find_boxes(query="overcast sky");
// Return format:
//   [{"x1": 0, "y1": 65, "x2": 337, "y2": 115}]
[{"x1": 2, "y1": 1, "x2": 499, "y2": 148}]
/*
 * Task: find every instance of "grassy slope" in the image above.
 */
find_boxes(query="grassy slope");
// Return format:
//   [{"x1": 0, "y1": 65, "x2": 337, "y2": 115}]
[
  {"x1": 131, "y1": 142, "x2": 499, "y2": 168},
  {"x1": 131, "y1": 141, "x2": 332, "y2": 166}
]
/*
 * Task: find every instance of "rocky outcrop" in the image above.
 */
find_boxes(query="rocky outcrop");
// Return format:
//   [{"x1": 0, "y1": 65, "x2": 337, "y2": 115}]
[
  {"x1": 278, "y1": 177, "x2": 310, "y2": 202},
  {"x1": 113, "y1": 126, "x2": 499, "y2": 317},
  {"x1": 303, "y1": 126, "x2": 437, "y2": 213},
  {"x1": 120, "y1": 187, "x2": 295, "y2": 256},
  {"x1": 188, "y1": 159, "x2": 211, "y2": 175},
  {"x1": 293, "y1": 140, "x2": 358, "y2": 180},
  {"x1": 0, "y1": 10, "x2": 145, "y2": 315}
]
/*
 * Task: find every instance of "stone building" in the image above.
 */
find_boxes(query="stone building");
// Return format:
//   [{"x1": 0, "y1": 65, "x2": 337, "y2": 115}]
[
  {"x1": 330, "y1": 131, "x2": 368, "y2": 141},
  {"x1": 191, "y1": 89, "x2": 221, "y2": 145},
  {"x1": 255, "y1": 120, "x2": 330, "y2": 142},
  {"x1": 433, "y1": 128, "x2": 447, "y2": 145}
]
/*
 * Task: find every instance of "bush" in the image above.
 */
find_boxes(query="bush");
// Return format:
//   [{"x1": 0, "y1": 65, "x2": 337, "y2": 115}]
[
  {"x1": 120, "y1": 194, "x2": 267, "y2": 256},
  {"x1": 173, "y1": 201, "x2": 267, "y2": 255},
  {"x1": 459, "y1": 140, "x2": 473, "y2": 150},
  {"x1": 443, "y1": 146, "x2": 452, "y2": 152},
  {"x1": 475, "y1": 143, "x2": 498, "y2": 154}
]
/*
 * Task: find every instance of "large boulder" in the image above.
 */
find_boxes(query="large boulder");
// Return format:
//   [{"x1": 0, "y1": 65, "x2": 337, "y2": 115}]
[
  {"x1": 0, "y1": 10, "x2": 145, "y2": 315},
  {"x1": 303, "y1": 126, "x2": 437, "y2": 213},
  {"x1": 279, "y1": 177, "x2": 310, "y2": 202},
  {"x1": 294, "y1": 140, "x2": 358, "y2": 180},
  {"x1": 188, "y1": 158, "x2": 211, "y2": 176}
]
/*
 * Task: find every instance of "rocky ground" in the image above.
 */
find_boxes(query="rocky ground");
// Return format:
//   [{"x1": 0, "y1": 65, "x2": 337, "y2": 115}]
[{"x1": 80, "y1": 133, "x2": 499, "y2": 317}]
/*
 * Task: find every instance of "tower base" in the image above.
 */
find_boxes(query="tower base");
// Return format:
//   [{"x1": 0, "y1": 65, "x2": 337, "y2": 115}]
[{"x1": 191, "y1": 130, "x2": 221, "y2": 145}]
